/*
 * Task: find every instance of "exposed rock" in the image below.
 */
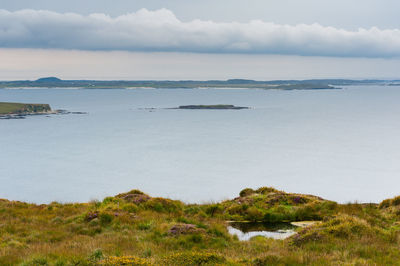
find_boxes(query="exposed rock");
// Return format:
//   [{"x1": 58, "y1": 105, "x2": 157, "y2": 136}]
[
  {"x1": 123, "y1": 194, "x2": 150, "y2": 204},
  {"x1": 177, "y1": 104, "x2": 249, "y2": 110},
  {"x1": 234, "y1": 196, "x2": 254, "y2": 205},
  {"x1": 168, "y1": 224, "x2": 205, "y2": 235},
  {"x1": 116, "y1": 190, "x2": 151, "y2": 204},
  {"x1": 291, "y1": 221, "x2": 320, "y2": 228},
  {"x1": 290, "y1": 227, "x2": 324, "y2": 246},
  {"x1": 86, "y1": 212, "x2": 99, "y2": 222}
]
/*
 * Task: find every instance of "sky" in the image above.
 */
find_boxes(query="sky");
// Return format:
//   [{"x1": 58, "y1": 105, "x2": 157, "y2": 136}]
[{"x1": 1, "y1": 0, "x2": 400, "y2": 80}]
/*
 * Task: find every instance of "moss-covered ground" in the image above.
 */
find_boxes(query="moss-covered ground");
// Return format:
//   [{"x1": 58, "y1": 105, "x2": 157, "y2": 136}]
[{"x1": 1, "y1": 187, "x2": 400, "y2": 265}]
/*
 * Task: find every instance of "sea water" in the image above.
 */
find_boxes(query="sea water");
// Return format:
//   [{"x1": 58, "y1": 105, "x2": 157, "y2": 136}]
[{"x1": 1, "y1": 86, "x2": 400, "y2": 204}]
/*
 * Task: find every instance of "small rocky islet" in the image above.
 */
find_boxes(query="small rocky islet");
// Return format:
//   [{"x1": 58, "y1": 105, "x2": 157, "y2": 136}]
[
  {"x1": 176, "y1": 104, "x2": 249, "y2": 110},
  {"x1": 140, "y1": 104, "x2": 250, "y2": 111}
]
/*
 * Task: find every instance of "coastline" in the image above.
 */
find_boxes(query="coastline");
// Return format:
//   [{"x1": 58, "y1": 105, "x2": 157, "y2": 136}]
[{"x1": 0, "y1": 102, "x2": 87, "y2": 119}]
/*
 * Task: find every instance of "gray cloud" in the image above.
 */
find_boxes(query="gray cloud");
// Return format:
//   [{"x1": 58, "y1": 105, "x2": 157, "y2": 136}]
[{"x1": 1, "y1": 9, "x2": 400, "y2": 57}]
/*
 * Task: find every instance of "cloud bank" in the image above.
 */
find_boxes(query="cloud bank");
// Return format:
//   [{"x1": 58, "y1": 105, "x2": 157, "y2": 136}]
[{"x1": 1, "y1": 9, "x2": 400, "y2": 57}]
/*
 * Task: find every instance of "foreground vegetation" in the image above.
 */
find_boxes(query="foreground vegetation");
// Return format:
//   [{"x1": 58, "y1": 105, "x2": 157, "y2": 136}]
[
  {"x1": 1, "y1": 187, "x2": 400, "y2": 265},
  {"x1": 0, "y1": 102, "x2": 51, "y2": 115}
]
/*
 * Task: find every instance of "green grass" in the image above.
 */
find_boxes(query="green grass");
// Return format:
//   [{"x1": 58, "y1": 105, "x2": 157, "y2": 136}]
[
  {"x1": 1, "y1": 188, "x2": 400, "y2": 265},
  {"x1": 0, "y1": 102, "x2": 51, "y2": 115}
]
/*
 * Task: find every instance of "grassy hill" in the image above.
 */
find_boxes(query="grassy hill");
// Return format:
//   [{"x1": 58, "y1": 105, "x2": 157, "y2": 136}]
[{"x1": 1, "y1": 187, "x2": 400, "y2": 265}]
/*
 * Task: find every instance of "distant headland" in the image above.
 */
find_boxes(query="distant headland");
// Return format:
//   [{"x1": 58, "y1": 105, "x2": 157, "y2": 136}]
[
  {"x1": 0, "y1": 102, "x2": 52, "y2": 118},
  {"x1": 1, "y1": 77, "x2": 398, "y2": 90},
  {"x1": 0, "y1": 102, "x2": 86, "y2": 119}
]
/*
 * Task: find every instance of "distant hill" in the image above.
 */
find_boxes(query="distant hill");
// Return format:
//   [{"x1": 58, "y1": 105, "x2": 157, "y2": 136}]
[
  {"x1": 226, "y1": 79, "x2": 258, "y2": 84},
  {"x1": 35, "y1": 77, "x2": 62, "y2": 82}
]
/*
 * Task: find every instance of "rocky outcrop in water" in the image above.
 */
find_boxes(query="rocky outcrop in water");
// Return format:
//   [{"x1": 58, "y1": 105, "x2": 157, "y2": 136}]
[{"x1": 177, "y1": 104, "x2": 249, "y2": 110}]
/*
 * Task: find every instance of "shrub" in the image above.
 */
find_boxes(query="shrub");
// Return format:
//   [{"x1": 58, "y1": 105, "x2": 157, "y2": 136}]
[
  {"x1": 118, "y1": 189, "x2": 145, "y2": 196},
  {"x1": 379, "y1": 199, "x2": 392, "y2": 209},
  {"x1": 85, "y1": 211, "x2": 99, "y2": 222},
  {"x1": 90, "y1": 199, "x2": 102, "y2": 208},
  {"x1": 116, "y1": 190, "x2": 151, "y2": 204},
  {"x1": 246, "y1": 207, "x2": 264, "y2": 221},
  {"x1": 205, "y1": 204, "x2": 223, "y2": 217},
  {"x1": 289, "y1": 195, "x2": 309, "y2": 204},
  {"x1": 184, "y1": 205, "x2": 202, "y2": 215},
  {"x1": 253, "y1": 255, "x2": 281, "y2": 265},
  {"x1": 226, "y1": 204, "x2": 245, "y2": 216},
  {"x1": 392, "y1": 196, "x2": 400, "y2": 206},
  {"x1": 163, "y1": 252, "x2": 226, "y2": 265},
  {"x1": 240, "y1": 188, "x2": 255, "y2": 197},
  {"x1": 102, "y1": 197, "x2": 121, "y2": 205},
  {"x1": 324, "y1": 215, "x2": 373, "y2": 238},
  {"x1": 189, "y1": 233, "x2": 203, "y2": 243},
  {"x1": 320, "y1": 201, "x2": 338, "y2": 211},
  {"x1": 22, "y1": 257, "x2": 49, "y2": 266},
  {"x1": 379, "y1": 195, "x2": 400, "y2": 209},
  {"x1": 121, "y1": 203, "x2": 138, "y2": 213},
  {"x1": 144, "y1": 198, "x2": 183, "y2": 213},
  {"x1": 293, "y1": 205, "x2": 320, "y2": 221},
  {"x1": 89, "y1": 249, "x2": 104, "y2": 262},
  {"x1": 263, "y1": 210, "x2": 286, "y2": 223},
  {"x1": 54, "y1": 258, "x2": 68, "y2": 266},
  {"x1": 143, "y1": 248, "x2": 152, "y2": 258},
  {"x1": 99, "y1": 213, "x2": 113, "y2": 226},
  {"x1": 138, "y1": 222, "x2": 152, "y2": 231},
  {"x1": 255, "y1": 187, "x2": 278, "y2": 194},
  {"x1": 99, "y1": 256, "x2": 150, "y2": 265},
  {"x1": 290, "y1": 228, "x2": 324, "y2": 246},
  {"x1": 177, "y1": 216, "x2": 191, "y2": 224},
  {"x1": 169, "y1": 224, "x2": 205, "y2": 235},
  {"x1": 207, "y1": 224, "x2": 229, "y2": 239},
  {"x1": 51, "y1": 216, "x2": 63, "y2": 224}
]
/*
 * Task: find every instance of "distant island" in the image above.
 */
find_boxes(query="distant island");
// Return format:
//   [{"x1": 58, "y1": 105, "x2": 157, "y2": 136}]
[
  {"x1": 3, "y1": 77, "x2": 399, "y2": 90},
  {"x1": 177, "y1": 104, "x2": 249, "y2": 110}
]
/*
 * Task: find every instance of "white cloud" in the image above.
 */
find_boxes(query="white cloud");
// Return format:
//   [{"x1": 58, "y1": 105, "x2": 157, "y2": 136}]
[{"x1": 1, "y1": 9, "x2": 400, "y2": 57}]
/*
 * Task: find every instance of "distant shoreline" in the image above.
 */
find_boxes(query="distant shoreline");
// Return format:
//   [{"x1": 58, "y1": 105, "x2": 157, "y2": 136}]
[
  {"x1": 0, "y1": 85, "x2": 339, "y2": 90},
  {"x1": 1, "y1": 77, "x2": 399, "y2": 90}
]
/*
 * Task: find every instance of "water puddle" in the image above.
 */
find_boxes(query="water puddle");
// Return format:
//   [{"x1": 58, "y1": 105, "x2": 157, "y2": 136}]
[{"x1": 227, "y1": 222, "x2": 297, "y2": 241}]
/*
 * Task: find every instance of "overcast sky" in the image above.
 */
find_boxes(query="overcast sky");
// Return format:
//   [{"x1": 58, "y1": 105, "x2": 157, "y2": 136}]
[
  {"x1": 1, "y1": 1, "x2": 400, "y2": 80},
  {"x1": 2, "y1": 0, "x2": 400, "y2": 29}
]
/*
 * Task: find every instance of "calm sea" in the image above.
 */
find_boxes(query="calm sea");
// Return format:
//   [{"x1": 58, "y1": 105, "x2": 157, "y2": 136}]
[{"x1": 1, "y1": 86, "x2": 399, "y2": 204}]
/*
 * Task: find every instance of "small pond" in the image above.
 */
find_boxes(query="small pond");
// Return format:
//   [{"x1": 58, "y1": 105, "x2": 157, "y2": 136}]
[{"x1": 227, "y1": 222, "x2": 297, "y2": 241}]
